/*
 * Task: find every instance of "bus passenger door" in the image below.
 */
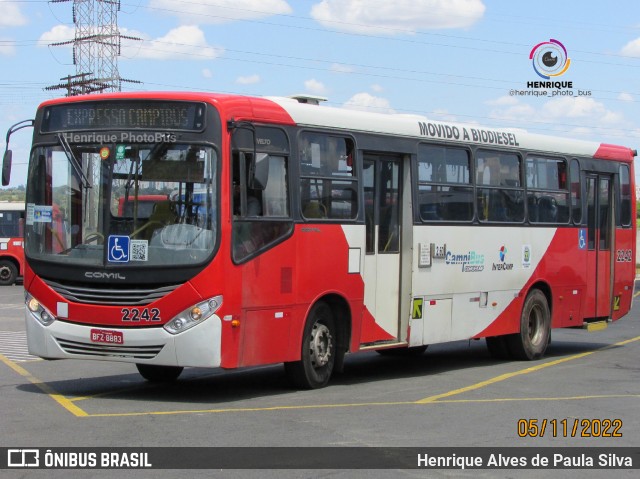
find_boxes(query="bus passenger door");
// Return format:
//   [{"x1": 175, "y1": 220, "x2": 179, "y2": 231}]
[
  {"x1": 585, "y1": 174, "x2": 614, "y2": 320},
  {"x1": 361, "y1": 154, "x2": 403, "y2": 343}
]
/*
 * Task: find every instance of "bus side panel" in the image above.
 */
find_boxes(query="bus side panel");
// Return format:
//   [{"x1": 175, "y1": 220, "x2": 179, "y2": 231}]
[
  {"x1": 410, "y1": 225, "x2": 557, "y2": 342},
  {"x1": 612, "y1": 227, "x2": 635, "y2": 320},
  {"x1": 231, "y1": 223, "x2": 366, "y2": 368},
  {"x1": 235, "y1": 235, "x2": 297, "y2": 367}
]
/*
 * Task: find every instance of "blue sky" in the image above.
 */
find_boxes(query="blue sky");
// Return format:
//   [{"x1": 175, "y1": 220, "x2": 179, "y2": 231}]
[{"x1": 1, "y1": 0, "x2": 639, "y2": 187}]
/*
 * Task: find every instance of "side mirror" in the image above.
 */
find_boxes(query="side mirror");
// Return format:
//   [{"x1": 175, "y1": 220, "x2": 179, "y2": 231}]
[{"x1": 2, "y1": 149, "x2": 12, "y2": 186}]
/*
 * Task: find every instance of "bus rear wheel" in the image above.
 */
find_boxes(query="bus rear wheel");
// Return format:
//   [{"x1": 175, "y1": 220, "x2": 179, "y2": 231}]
[
  {"x1": 0, "y1": 260, "x2": 17, "y2": 286},
  {"x1": 507, "y1": 289, "x2": 551, "y2": 360},
  {"x1": 285, "y1": 301, "x2": 336, "y2": 389},
  {"x1": 136, "y1": 364, "x2": 183, "y2": 382}
]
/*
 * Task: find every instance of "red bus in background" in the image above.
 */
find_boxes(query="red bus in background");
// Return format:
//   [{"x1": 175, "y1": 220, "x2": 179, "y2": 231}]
[
  {"x1": 117, "y1": 194, "x2": 168, "y2": 217},
  {"x1": 0, "y1": 202, "x2": 25, "y2": 285},
  {"x1": 3, "y1": 92, "x2": 636, "y2": 389}
]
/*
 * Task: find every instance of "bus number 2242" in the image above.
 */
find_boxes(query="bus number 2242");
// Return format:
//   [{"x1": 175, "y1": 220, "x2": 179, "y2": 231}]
[{"x1": 121, "y1": 308, "x2": 161, "y2": 322}]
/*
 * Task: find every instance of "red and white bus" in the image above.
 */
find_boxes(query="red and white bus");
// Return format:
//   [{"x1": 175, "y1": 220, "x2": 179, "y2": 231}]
[
  {"x1": 0, "y1": 202, "x2": 25, "y2": 286},
  {"x1": 3, "y1": 92, "x2": 636, "y2": 388}
]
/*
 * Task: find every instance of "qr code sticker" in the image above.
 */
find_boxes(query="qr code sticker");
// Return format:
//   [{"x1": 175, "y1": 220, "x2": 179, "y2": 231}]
[{"x1": 130, "y1": 240, "x2": 148, "y2": 261}]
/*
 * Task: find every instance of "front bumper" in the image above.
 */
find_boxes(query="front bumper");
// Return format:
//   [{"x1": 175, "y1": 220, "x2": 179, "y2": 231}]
[{"x1": 25, "y1": 309, "x2": 222, "y2": 368}]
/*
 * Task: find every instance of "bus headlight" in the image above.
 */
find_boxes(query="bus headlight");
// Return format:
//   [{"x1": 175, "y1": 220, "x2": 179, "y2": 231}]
[
  {"x1": 26, "y1": 293, "x2": 56, "y2": 326},
  {"x1": 163, "y1": 295, "x2": 222, "y2": 335}
]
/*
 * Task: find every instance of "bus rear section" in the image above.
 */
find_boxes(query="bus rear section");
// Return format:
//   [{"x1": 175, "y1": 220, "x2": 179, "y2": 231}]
[{"x1": 0, "y1": 202, "x2": 25, "y2": 285}]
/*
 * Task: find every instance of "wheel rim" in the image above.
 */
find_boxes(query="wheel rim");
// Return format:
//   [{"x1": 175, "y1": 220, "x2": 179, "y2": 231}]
[
  {"x1": 0, "y1": 266, "x2": 10, "y2": 281},
  {"x1": 528, "y1": 303, "x2": 544, "y2": 346},
  {"x1": 309, "y1": 322, "x2": 332, "y2": 368}
]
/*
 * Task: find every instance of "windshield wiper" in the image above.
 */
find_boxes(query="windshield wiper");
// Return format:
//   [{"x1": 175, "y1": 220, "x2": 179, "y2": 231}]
[{"x1": 57, "y1": 133, "x2": 92, "y2": 189}]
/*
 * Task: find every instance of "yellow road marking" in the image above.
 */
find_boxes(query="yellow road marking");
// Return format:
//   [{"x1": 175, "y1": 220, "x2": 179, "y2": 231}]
[
  {"x1": 84, "y1": 393, "x2": 640, "y2": 417},
  {"x1": 416, "y1": 334, "x2": 640, "y2": 404},
  {"x1": 0, "y1": 352, "x2": 88, "y2": 417},
  {"x1": 1, "y1": 334, "x2": 639, "y2": 418}
]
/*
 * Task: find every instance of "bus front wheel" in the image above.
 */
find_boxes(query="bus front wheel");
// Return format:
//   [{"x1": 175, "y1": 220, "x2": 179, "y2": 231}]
[
  {"x1": 136, "y1": 364, "x2": 183, "y2": 382},
  {"x1": 285, "y1": 301, "x2": 336, "y2": 389},
  {"x1": 0, "y1": 260, "x2": 17, "y2": 286},
  {"x1": 507, "y1": 289, "x2": 551, "y2": 360}
]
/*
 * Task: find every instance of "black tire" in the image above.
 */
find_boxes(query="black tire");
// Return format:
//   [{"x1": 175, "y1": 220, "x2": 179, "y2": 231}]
[
  {"x1": 507, "y1": 289, "x2": 551, "y2": 360},
  {"x1": 486, "y1": 336, "x2": 511, "y2": 359},
  {"x1": 0, "y1": 260, "x2": 17, "y2": 286},
  {"x1": 285, "y1": 301, "x2": 336, "y2": 389},
  {"x1": 377, "y1": 345, "x2": 428, "y2": 356},
  {"x1": 136, "y1": 364, "x2": 183, "y2": 382}
]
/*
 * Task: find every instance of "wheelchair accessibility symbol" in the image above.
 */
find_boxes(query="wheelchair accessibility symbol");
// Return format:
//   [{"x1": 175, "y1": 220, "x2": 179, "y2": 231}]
[
  {"x1": 578, "y1": 229, "x2": 587, "y2": 250},
  {"x1": 108, "y1": 235, "x2": 130, "y2": 263}
]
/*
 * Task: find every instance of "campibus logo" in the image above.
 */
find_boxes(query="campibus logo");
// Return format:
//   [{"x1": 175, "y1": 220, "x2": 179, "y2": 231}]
[{"x1": 529, "y1": 39, "x2": 571, "y2": 79}]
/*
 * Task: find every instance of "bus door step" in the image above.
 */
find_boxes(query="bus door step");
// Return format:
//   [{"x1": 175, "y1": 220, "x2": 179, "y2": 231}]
[{"x1": 583, "y1": 320, "x2": 608, "y2": 332}]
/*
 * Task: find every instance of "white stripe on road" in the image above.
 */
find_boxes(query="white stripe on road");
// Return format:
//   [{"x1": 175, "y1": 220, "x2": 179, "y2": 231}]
[{"x1": 0, "y1": 331, "x2": 41, "y2": 362}]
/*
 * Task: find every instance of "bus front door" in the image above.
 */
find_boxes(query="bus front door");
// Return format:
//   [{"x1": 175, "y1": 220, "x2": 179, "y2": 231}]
[
  {"x1": 361, "y1": 154, "x2": 403, "y2": 343},
  {"x1": 585, "y1": 174, "x2": 614, "y2": 321}
]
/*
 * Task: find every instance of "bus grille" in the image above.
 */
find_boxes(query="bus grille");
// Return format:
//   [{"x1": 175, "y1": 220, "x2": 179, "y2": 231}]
[
  {"x1": 55, "y1": 338, "x2": 163, "y2": 360},
  {"x1": 43, "y1": 279, "x2": 179, "y2": 306}
]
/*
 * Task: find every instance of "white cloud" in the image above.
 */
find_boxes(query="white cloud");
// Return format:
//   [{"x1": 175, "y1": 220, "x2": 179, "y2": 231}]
[
  {"x1": 330, "y1": 63, "x2": 355, "y2": 74},
  {"x1": 542, "y1": 97, "x2": 622, "y2": 124},
  {"x1": 149, "y1": 0, "x2": 292, "y2": 25},
  {"x1": 202, "y1": 68, "x2": 213, "y2": 79},
  {"x1": 371, "y1": 84, "x2": 383, "y2": 93},
  {"x1": 39, "y1": 25, "x2": 75, "y2": 45},
  {"x1": 236, "y1": 74, "x2": 260, "y2": 84},
  {"x1": 485, "y1": 95, "x2": 519, "y2": 107},
  {"x1": 621, "y1": 38, "x2": 640, "y2": 57},
  {"x1": 123, "y1": 26, "x2": 223, "y2": 60},
  {"x1": 0, "y1": 1, "x2": 28, "y2": 27},
  {"x1": 618, "y1": 92, "x2": 633, "y2": 102},
  {"x1": 311, "y1": 0, "x2": 485, "y2": 34},
  {"x1": 343, "y1": 92, "x2": 395, "y2": 113},
  {"x1": 431, "y1": 109, "x2": 459, "y2": 122},
  {"x1": 487, "y1": 96, "x2": 627, "y2": 139},
  {"x1": 38, "y1": 24, "x2": 222, "y2": 61},
  {"x1": 0, "y1": 37, "x2": 15, "y2": 56},
  {"x1": 304, "y1": 78, "x2": 327, "y2": 95}
]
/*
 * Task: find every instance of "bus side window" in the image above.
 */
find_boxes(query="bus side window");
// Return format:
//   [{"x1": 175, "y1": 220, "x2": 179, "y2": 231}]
[
  {"x1": 475, "y1": 150, "x2": 523, "y2": 223},
  {"x1": 417, "y1": 144, "x2": 472, "y2": 222},
  {"x1": 299, "y1": 133, "x2": 357, "y2": 221},
  {"x1": 231, "y1": 139, "x2": 292, "y2": 263},
  {"x1": 619, "y1": 163, "x2": 631, "y2": 227},
  {"x1": 526, "y1": 156, "x2": 569, "y2": 224}
]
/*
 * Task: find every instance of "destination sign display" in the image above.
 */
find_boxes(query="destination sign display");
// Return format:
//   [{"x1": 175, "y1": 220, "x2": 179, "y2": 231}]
[{"x1": 41, "y1": 101, "x2": 206, "y2": 132}]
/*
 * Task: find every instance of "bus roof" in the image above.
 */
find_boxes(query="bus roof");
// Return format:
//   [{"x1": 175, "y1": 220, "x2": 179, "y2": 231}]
[{"x1": 37, "y1": 92, "x2": 636, "y2": 163}]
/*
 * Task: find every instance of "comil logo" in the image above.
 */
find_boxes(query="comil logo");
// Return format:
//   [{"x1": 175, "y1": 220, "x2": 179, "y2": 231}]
[{"x1": 529, "y1": 39, "x2": 571, "y2": 79}]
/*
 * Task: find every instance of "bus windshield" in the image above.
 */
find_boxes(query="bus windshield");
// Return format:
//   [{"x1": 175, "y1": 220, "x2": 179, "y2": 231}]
[{"x1": 25, "y1": 141, "x2": 217, "y2": 268}]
